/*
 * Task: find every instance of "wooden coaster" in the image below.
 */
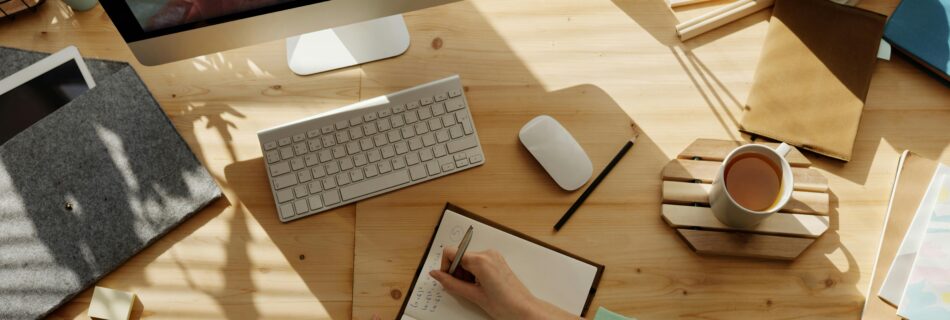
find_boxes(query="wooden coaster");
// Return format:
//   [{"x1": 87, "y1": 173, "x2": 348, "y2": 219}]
[
  {"x1": 0, "y1": 0, "x2": 44, "y2": 20},
  {"x1": 661, "y1": 139, "x2": 831, "y2": 260}
]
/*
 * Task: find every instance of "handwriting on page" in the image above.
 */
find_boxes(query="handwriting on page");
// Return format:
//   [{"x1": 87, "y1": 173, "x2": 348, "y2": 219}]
[{"x1": 408, "y1": 244, "x2": 445, "y2": 313}]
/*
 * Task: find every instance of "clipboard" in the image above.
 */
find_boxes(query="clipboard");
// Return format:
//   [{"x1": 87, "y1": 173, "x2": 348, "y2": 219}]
[{"x1": 398, "y1": 203, "x2": 605, "y2": 319}]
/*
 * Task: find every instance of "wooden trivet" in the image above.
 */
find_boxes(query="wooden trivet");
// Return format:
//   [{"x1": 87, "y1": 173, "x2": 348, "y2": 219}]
[
  {"x1": 0, "y1": 0, "x2": 44, "y2": 20},
  {"x1": 661, "y1": 139, "x2": 831, "y2": 260}
]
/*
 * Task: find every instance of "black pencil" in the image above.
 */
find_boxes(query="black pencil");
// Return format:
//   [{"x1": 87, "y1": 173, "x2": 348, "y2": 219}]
[{"x1": 554, "y1": 136, "x2": 637, "y2": 231}]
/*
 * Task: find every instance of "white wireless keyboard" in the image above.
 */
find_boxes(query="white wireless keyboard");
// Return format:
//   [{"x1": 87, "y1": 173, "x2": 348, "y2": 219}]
[{"x1": 257, "y1": 75, "x2": 485, "y2": 222}]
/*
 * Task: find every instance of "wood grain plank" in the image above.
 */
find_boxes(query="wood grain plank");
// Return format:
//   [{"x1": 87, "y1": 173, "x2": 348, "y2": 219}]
[
  {"x1": 662, "y1": 159, "x2": 829, "y2": 192},
  {"x1": 678, "y1": 138, "x2": 812, "y2": 167},
  {"x1": 662, "y1": 204, "x2": 829, "y2": 237},
  {"x1": 661, "y1": 181, "x2": 830, "y2": 215},
  {"x1": 676, "y1": 229, "x2": 816, "y2": 260}
]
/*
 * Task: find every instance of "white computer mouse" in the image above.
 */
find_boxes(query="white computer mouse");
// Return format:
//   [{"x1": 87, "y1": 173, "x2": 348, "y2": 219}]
[{"x1": 519, "y1": 115, "x2": 593, "y2": 191}]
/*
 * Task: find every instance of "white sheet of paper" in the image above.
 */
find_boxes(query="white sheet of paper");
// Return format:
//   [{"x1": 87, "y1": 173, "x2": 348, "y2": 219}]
[
  {"x1": 403, "y1": 209, "x2": 599, "y2": 320},
  {"x1": 878, "y1": 165, "x2": 949, "y2": 305}
]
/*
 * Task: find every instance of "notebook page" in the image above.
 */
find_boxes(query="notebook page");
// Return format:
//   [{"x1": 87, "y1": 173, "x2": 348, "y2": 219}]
[{"x1": 405, "y1": 209, "x2": 598, "y2": 320}]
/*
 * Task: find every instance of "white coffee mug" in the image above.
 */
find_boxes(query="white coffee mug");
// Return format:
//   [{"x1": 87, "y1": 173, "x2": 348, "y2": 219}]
[{"x1": 709, "y1": 143, "x2": 794, "y2": 228}]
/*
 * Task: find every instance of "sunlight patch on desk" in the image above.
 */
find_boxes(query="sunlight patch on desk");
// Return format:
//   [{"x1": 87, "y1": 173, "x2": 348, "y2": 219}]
[{"x1": 824, "y1": 247, "x2": 851, "y2": 273}]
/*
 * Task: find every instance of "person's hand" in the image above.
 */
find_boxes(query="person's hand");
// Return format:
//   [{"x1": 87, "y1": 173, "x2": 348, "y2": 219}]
[{"x1": 429, "y1": 247, "x2": 579, "y2": 320}]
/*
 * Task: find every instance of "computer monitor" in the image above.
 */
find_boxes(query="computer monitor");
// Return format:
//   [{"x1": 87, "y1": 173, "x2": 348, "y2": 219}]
[{"x1": 100, "y1": 0, "x2": 458, "y2": 75}]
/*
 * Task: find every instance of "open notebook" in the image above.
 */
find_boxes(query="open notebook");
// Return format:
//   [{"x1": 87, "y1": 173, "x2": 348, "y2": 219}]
[{"x1": 399, "y1": 204, "x2": 604, "y2": 320}]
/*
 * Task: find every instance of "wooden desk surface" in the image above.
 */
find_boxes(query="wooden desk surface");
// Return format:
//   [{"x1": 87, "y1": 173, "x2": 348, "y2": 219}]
[{"x1": 1, "y1": 0, "x2": 948, "y2": 319}]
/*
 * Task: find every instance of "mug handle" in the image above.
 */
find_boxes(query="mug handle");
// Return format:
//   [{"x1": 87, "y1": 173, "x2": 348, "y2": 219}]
[{"x1": 775, "y1": 142, "x2": 792, "y2": 158}]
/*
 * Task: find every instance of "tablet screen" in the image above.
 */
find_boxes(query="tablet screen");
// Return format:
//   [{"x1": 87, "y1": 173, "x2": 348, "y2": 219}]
[{"x1": 0, "y1": 59, "x2": 90, "y2": 145}]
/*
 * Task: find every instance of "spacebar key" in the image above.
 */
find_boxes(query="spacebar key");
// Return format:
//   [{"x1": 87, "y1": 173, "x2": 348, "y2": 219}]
[{"x1": 341, "y1": 170, "x2": 411, "y2": 201}]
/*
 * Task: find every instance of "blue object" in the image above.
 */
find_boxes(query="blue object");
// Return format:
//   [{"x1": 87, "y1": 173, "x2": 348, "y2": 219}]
[{"x1": 884, "y1": 0, "x2": 950, "y2": 81}]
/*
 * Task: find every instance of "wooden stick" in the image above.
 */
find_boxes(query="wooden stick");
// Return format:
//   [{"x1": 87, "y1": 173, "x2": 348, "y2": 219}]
[
  {"x1": 676, "y1": 0, "x2": 774, "y2": 41},
  {"x1": 674, "y1": 0, "x2": 752, "y2": 30},
  {"x1": 669, "y1": 0, "x2": 716, "y2": 8}
]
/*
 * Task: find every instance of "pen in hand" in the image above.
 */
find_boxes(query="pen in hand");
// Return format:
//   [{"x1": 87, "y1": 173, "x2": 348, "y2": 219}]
[{"x1": 448, "y1": 226, "x2": 475, "y2": 282}]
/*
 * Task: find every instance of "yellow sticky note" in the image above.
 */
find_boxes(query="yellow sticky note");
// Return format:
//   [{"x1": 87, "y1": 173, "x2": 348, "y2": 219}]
[{"x1": 88, "y1": 286, "x2": 136, "y2": 320}]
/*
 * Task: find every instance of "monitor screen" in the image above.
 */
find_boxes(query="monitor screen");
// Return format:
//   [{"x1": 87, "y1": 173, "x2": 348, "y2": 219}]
[
  {"x1": 0, "y1": 60, "x2": 90, "y2": 145},
  {"x1": 126, "y1": 0, "x2": 296, "y2": 32}
]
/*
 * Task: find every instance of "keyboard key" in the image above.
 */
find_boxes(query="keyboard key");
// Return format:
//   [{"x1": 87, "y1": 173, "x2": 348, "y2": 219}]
[
  {"x1": 379, "y1": 161, "x2": 393, "y2": 173},
  {"x1": 319, "y1": 149, "x2": 333, "y2": 163},
  {"x1": 323, "y1": 190, "x2": 342, "y2": 205},
  {"x1": 273, "y1": 173, "x2": 297, "y2": 189},
  {"x1": 294, "y1": 143, "x2": 308, "y2": 155},
  {"x1": 308, "y1": 196, "x2": 323, "y2": 210},
  {"x1": 277, "y1": 188, "x2": 295, "y2": 203},
  {"x1": 378, "y1": 109, "x2": 392, "y2": 118},
  {"x1": 308, "y1": 139, "x2": 321, "y2": 152},
  {"x1": 454, "y1": 153, "x2": 466, "y2": 160},
  {"x1": 336, "y1": 120, "x2": 349, "y2": 130},
  {"x1": 463, "y1": 120, "x2": 474, "y2": 135},
  {"x1": 436, "y1": 130, "x2": 450, "y2": 143},
  {"x1": 421, "y1": 96, "x2": 434, "y2": 105},
  {"x1": 349, "y1": 127, "x2": 364, "y2": 139},
  {"x1": 360, "y1": 138, "x2": 374, "y2": 151},
  {"x1": 295, "y1": 199, "x2": 309, "y2": 214},
  {"x1": 389, "y1": 131, "x2": 402, "y2": 143},
  {"x1": 307, "y1": 129, "x2": 320, "y2": 138},
  {"x1": 364, "y1": 113, "x2": 377, "y2": 122},
  {"x1": 401, "y1": 127, "x2": 416, "y2": 139},
  {"x1": 354, "y1": 154, "x2": 368, "y2": 167},
  {"x1": 312, "y1": 166, "x2": 326, "y2": 178},
  {"x1": 429, "y1": 118, "x2": 443, "y2": 130},
  {"x1": 442, "y1": 114, "x2": 455, "y2": 127},
  {"x1": 294, "y1": 185, "x2": 308, "y2": 198},
  {"x1": 442, "y1": 162, "x2": 456, "y2": 172},
  {"x1": 350, "y1": 117, "x2": 363, "y2": 126},
  {"x1": 418, "y1": 107, "x2": 433, "y2": 120},
  {"x1": 433, "y1": 144, "x2": 448, "y2": 157},
  {"x1": 377, "y1": 119, "x2": 391, "y2": 131},
  {"x1": 426, "y1": 161, "x2": 441, "y2": 175},
  {"x1": 264, "y1": 141, "x2": 278, "y2": 150},
  {"x1": 436, "y1": 93, "x2": 448, "y2": 101},
  {"x1": 393, "y1": 156, "x2": 407, "y2": 169},
  {"x1": 326, "y1": 162, "x2": 341, "y2": 174},
  {"x1": 340, "y1": 170, "x2": 411, "y2": 201},
  {"x1": 368, "y1": 150, "x2": 382, "y2": 162},
  {"x1": 291, "y1": 158, "x2": 305, "y2": 171},
  {"x1": 449, "y1": 89, "x2": 462, "y2": 97},
  {"x1": 347, "y1": 142, "x2": 360, "y2": 155},
  {"x1": 336, "y1": 131, "x2": 350, "y2": 143},
  {"x1": 340, "y1": 157, "x2": 354, "y2": 170},
  {"x1": 409, "y1": 137, "x2": 423, "y2": 151},
  {"x1": 266, "y1": 150, "x2": 281, "y2": 164},
  {"x1": 407, "y1": 101, "x2": 420, "y2": 109},
  {"x1": 448, "y1": 136, "x2": 478, "y2": 153},
  {"x1": 395, "y1": 141, "x2": 410, "y2": 154},
  {"x1": 432, "y1": 102, "x2": 446, "y2": 116},
  {"x1": 374, "y1": 134, "x2": 388, "y2": 147},
  {"x1": 363, "y1": 123, "x2": 378, "y2": 136},
  {"x1": 415, "y1": 122, "x2": 429, "y2": 135},
  {"x1": 297, "y1": 170, "x2": 312, "y2": 183},
  {"x1": 409, "y1": 165, "x2": 427, "y2": 180},
  {"x1": 279, "y1": 203, "x2": 295, "y2": 219},
  {"x1": 449, "y1": 125, "x2": 464, "y2": 139},
  {"x1": 350, "y1": 170, "x2": 364, "y2": 182},
  {"x1": 322, "y1": 135, "x2": 336, "y2": 148},
  {"x1": 420, "y1": 149, "x2": 434, "y2": 161},
  {"x1": 323, "y1": 178, "x2": 337, "y2": 190},
  {"x1": 279, "y1": 137, "x2": 292, "y2": 146},
  {"x1": 293, "y1": 134, "x2": 306, "y2": 142},
  {"x1": 405, "y1": 111, "x2": 419, "y2": 123},
  {"x1": 456, "y1": 158, "x2": 470, "y2": 167},
  {"x1": 332, "y1": 146, "x2": 346, "y2": 158},
  {"x1": 305, "y1": 154, "x2": 319, "y2": 167},
  {"x1": 308, "y1": 181, "x2": 322, "y2": 193},
  {"x1": 381, "y1": 145, "x2": 396, "y2": 158},
  {"x1": 393, "y1": 105, "x2": 406, "y2": 113},
  {"x1": 270, "y1": 162, "x2": 291, "y2": 176},
  {"x1": 280, "y1": 147, "x2": 294, "y2": 159},
  {"x1": 446, "y1": 99, "x2": 465, "y2": 112},
  {"x1": 422, "y1": 133, "x2": 436, "y2": 146},
  {"x1": 337, "y1": 173, "x2": 351, "y2": 186},
  {"x1": 364, "y1": 165, "x2": 379, "y2": 177},
  {"x1": 407, "y1": 152, "x2": 421, "y2": 165},
  {"x1": 322, "y1": 126, "x2": 334, "y2": 134}
]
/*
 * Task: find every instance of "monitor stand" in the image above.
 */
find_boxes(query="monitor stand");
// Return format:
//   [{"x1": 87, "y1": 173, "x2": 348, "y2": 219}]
[{"x1": 286, "y1": 15, "x2": 410, "y2": 76}]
